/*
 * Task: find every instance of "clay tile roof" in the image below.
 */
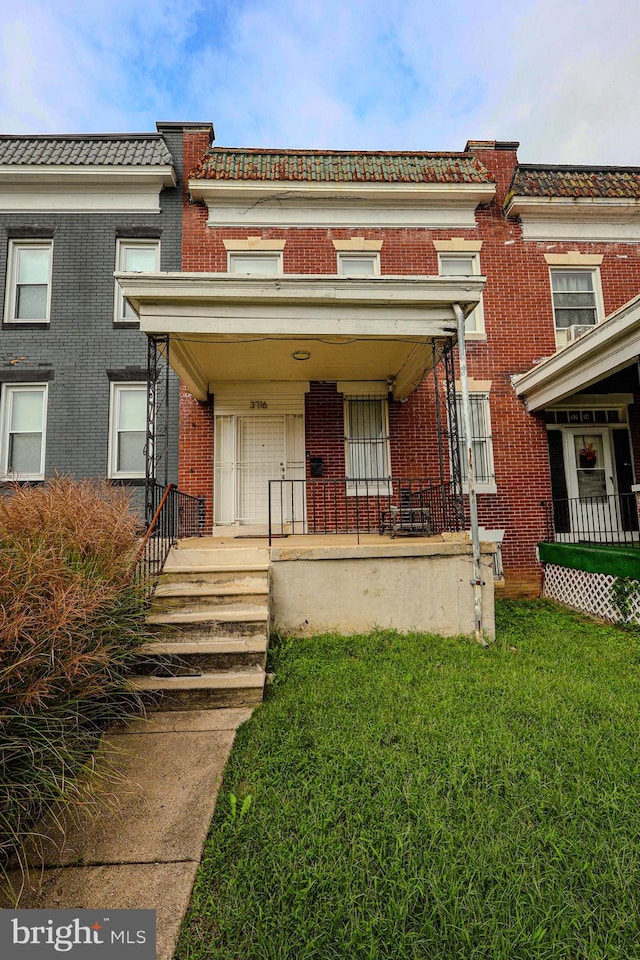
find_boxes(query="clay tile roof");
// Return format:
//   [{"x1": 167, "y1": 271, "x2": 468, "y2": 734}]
[
  {"x1": 190, "y1": 147, "x2": 493, "y2": 185},
  {"x1": 509, "y1": 164, "x2": 640, "y2": 200},
  {"x1": 0, "y1": 134, "x2": 173, "y2": 167}
]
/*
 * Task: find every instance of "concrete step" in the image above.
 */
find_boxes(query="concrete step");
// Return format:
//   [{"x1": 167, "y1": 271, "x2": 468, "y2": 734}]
[
  {"x1": 152, "y1": 596, "x2": 268, "y2": 616},
  {"x1": 135, "y1": 637, "x2": 268, "y2": 673},
  {"x1": 151, "y1": 582, "x2": 269, "y2": 615},
  {"x1": 165, "y1": 547, "x2": 270, "y2": 569},
  {"x1": 130, "y1": 670, "x2": 266, "y2": 710},
  {"x1": 147, "y1": 606, "x2": 269, "y2": 641},
  {"x1": 155, "y1": 575, "x2": 268, "y2": 593},
  {"x1": 160, "y1": 566, "x2": 269, "y2": 587}
]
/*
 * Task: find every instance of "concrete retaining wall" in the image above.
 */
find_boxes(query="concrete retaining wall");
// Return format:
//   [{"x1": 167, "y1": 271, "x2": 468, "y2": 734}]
[{"x1": 270, "y1": 540, "x2": 495, "y2": 639}]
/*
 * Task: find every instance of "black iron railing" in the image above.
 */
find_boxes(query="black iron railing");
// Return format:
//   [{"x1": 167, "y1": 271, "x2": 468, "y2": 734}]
[
  {"x1": 133, "y1": 483, "x2": 205, "y2": 596},
  {"x1": 542, "y1": 493, "x2": 640, "y2": 547},
  {"x1": 268, "y1": 478, "x2": 465, "y2": 545}
]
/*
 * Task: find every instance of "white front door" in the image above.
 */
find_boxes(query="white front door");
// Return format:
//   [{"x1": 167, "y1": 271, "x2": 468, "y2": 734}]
[
  {"x1": 564, "y1": 428, "x2": 616, "y2": 539},
  {"x1": 215, "y1": 413, "x2": 305, "y2": 530},
  {"x1": 238, "y1": 416, "x2": 285, "y2": 523}
]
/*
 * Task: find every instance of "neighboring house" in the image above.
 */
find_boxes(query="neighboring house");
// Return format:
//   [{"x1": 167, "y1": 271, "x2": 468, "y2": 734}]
[{"x1": 0, "y1": 123, "x2": 206, "y2": 509}]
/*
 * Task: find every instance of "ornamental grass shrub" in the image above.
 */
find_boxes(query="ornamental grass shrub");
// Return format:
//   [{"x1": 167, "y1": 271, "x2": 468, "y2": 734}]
[{"x1": 0, "y1": 476, "x2": 150, "y2": 869}]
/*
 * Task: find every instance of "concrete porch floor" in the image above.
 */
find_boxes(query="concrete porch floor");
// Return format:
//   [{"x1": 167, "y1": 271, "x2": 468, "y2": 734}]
[{"x1": 177, "y1": 531, "x2": 457, "y2": 550}]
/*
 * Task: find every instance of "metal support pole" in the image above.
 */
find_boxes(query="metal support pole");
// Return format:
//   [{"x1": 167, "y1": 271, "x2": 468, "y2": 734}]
[
  {"x1": 453, "y1": 303, "x2": 487, "y2": 647},
  {"x1": 442, "y1": 337, "x2": 465, "y2": 530}
]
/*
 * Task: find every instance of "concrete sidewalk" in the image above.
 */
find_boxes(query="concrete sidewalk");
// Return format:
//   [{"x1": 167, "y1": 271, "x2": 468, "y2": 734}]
[{"x1": 0, "y1": 707, "x2": 253, "y2": 960}]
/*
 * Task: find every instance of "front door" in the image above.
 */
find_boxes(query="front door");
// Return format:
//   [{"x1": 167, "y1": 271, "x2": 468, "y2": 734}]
[
  {"x1": 215, "y1": 413, "x2": 305, "y2": 531},
  {"x1": 558, "y1": 427, "x2": 637, "y2": 541},
  {"x1": 238, "y1": 416, "x2": 286, "y2": 524}
]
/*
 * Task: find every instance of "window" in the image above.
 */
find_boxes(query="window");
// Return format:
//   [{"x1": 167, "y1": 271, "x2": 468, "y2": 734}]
[
  {"x1": 115, "y1": 240, "x2": 160, "y2": 323},
  {"x1": 454, "y1": 393, "x2": 495, "y2": 492},
  {"x1": 438, "y1": 253, "x2": 484, "y2": 334},
  {"x1": 550, "y1": 268, "x2": 600, "y2": 334},
  {"x1": 344, "y1": 397, "x2": 390, "y2": 487},
  {"x1": 109, "y1": 383, "x2": 147, "y2": 478},
  {"x1": 0, "y1": 384, "x2": 48, "y2": 480},
  {"x1": 4, "y1": 241, "x2": 53, "y2": 323},
  {"x1": 337, "y1": 253, "x2": 380, "y2": 276},
  {"x1": 228, "y1": 252, "x2": 281, "y2": 275}
]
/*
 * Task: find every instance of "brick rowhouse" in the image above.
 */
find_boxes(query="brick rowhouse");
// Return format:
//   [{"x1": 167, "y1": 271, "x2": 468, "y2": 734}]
[{"x1": 178, "y1": 131, "x2": 640, "y2": 596}]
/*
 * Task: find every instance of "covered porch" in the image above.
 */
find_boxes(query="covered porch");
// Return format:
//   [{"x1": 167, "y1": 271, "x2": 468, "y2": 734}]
[
  {"x1": 120, "y1": 269, "x2": 495, "y2": 645},
  {"x1": 515, "y1": 293, "x2": 640, "y2": 622},
  {"x1": 116, "y1": 271, "x2": 484, "y2": 538}
]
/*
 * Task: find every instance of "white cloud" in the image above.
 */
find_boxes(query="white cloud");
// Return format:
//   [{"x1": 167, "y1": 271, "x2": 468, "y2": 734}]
[{"x1": 1, "y1": 0, "x2": 639, "y2": 164}]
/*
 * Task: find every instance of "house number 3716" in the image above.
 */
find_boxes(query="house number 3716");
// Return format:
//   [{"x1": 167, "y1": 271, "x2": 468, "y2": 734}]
[{"x1": 250, "y1": 401, "x2": 268, "y2": 409}]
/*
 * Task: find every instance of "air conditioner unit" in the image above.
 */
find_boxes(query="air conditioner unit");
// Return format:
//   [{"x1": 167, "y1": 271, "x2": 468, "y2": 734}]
[{"x1": 565, "y1": 323, "x2": 594, "y2": 342}]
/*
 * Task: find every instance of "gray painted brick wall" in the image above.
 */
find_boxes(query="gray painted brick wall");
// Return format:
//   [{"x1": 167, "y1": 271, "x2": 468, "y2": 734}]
[{"x1": 0, "y1": 129, "x2": 185, "y2": 504}]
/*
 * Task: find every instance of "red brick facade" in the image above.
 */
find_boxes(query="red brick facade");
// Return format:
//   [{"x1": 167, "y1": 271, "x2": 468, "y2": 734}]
[{"x1": 177, "y1": 131, "x2": 640, "y2": 596}]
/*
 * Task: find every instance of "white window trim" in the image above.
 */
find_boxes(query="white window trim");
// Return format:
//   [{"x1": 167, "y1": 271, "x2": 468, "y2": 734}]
[
  {"x1": 454, "y1": 391, "x2": 496, "y2": 495},
  {"x1": 343, "y1": 395, "x2": 391, "y2": 496},
  {"x1": 4, "y1": 240, "x2": 53, "y2": 324},
  {"x1": 438, "y1": 251, "x2": 485, "y2": 338},
  {"x1": 114, "y1": 239, "x2": 160, "y2": 324},
  {"x1": 337, "y1": 252, "x2": 381, "y2": 276},
  {"x1": 0, "y1": 383, "x2": 48, "y2": 480},
  {"x1": 227, "y1": 250, "x2": 283, "y2": 274},
  {"x1": 549, "y1": 265, "x2": 605, "y2": 346},
  {"x1": 108, "y1": 382, "x2": 147, "y2": 480}
]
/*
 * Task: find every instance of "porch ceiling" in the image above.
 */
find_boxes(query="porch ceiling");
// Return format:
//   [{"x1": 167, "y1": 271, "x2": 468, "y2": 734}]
[
  {"x1": 514, "y1": 293, "x2": 640, "y2": 411},
  {"x1": 116, "y1": 272, "x2": 484, "y2": 401}
]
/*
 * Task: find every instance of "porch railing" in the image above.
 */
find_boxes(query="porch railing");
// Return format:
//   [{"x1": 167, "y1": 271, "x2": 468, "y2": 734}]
[
  {"x1": 542, "y1": 493, "x2": 640, "y2": 547},
  {"x1": 133, "y1": 482, "x2": 205, "y2": 597},
  {"x1": 268, "y1": 478, "x2": 465, "y2": 545}
]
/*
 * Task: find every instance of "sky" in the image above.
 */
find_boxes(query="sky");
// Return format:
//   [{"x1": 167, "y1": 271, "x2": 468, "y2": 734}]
[{"x1": 1, "y1": 0, "x2": 639, "y2": 165}]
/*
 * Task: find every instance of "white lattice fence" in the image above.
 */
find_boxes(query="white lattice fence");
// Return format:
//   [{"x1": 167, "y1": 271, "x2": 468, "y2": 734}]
[{"x1": 542, "y1": 563, "x2": 640, "y2": 624}]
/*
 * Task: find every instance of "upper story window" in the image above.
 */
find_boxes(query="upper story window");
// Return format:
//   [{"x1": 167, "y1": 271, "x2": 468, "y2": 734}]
[
  {"x1": 337, "y1": 253, "x2": 380, "y2": 276},
  {"x1": 438, "y1": 252, "x2": 484, "y2": 336},
  {"x1": 115, "y1": 240, "x2": 160, "y2": 323},
  {"x1": 0, "y1": 383, "x2": 48, "y2": 480},
  {"x1": 228, "y1": 252, "x2": 282, "y2": 275},
  {"x1": 108, "y1": 383, "x2": 147, "y2": 479},
  {"x1": 4, "y1": 241, "x2": 53, "y2": 324},
  {"x1": 550, "y1": 268, "x2": 602, "y2": 340}
]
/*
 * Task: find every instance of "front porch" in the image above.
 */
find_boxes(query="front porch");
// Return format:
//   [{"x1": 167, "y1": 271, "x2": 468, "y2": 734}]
[
  {"x1": 116, "y1": 270, "x2": 482, "y2": 535},
  {"x1": 178, "y1": 531, "x2": 496, "y2": 637},
  {"x1": 131, "y1": 532, "x2": 496, "y2": 711}
]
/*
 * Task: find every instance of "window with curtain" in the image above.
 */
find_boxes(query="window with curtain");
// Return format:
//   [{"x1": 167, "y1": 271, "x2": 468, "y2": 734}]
[
  {"x1": 344, "y1": 397, "x2": 390, "y2": 481},
  {"x1": 453, "y1": 393, "x2": 495, "y2": 490},
  {"x1": 550, "y1": 269, "x2": 599, "y2": 330},
  {"x1": 0, "y1": 384, "x2": 48, "y2": 479},
  {"x1": 115, "y1": 240, "x2": 160, "y2": 322},
  {"x1": 5, "y1": 242, "x2": 53, "y2": 323},
  {"x1": 109, "y1": 383, "x2": 147, "y2": 478},
  {"x1": 438, "y1": 253, "x2": 484, "y2": 334}
]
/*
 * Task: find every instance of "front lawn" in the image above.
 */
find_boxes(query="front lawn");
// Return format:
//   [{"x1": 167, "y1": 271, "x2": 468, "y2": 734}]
[{"x1": 176, "y1": 601, "x2": 640, "y2": 960}]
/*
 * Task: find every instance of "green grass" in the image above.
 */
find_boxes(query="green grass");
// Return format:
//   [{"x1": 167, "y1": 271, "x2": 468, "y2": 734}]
[{"x1": 176, "y1": 601, "x2": 640, "y2": 960}]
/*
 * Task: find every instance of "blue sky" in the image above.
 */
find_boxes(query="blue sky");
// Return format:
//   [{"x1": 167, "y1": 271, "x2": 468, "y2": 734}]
[{"x1": 1, "y1": 0, "x2": 638, "y2": 164}]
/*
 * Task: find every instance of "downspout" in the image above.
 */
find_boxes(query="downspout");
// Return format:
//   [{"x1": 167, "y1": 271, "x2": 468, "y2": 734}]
[{"x1": 453, "y1": 303, "x2": 487, "y2": 647}]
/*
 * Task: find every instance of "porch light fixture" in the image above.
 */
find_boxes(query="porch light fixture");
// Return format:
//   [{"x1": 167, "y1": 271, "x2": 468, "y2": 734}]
[{"x1": 291, "y1": 350, "x2": 311, "y2": 361}]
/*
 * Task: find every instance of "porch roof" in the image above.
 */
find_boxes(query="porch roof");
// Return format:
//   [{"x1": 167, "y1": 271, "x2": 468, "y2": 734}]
[
  {"x1": 514, "y1": 292, "x2": 640, "y2": 411},
  {"x1": 116, "y1": 272, "x2": 484, "y2": 401}
]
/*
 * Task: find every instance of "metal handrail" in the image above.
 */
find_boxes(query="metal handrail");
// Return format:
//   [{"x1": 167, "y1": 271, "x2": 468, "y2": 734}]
[{"x1": 133, "y1": 483, "x2": 205, "y2": 597}]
